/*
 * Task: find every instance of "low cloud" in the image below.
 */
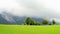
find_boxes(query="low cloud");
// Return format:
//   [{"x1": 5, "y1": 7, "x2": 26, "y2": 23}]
[{"x1": 0, "y1": 0, "x2": 60, "y2": 19}]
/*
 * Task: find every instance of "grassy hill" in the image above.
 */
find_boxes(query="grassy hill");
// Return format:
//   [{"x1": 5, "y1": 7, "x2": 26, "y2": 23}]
[{"x1": 0, "y1": 25, "x2": 60, "y2": 34}]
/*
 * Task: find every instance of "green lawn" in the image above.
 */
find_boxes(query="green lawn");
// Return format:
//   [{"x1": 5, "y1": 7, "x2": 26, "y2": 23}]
[{"x1": 0, "y1": 25, "x2": 60, "y2": 34}]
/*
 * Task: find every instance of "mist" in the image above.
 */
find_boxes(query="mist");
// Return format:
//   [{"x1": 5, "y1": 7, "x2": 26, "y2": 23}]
[{"x1": 0, "y1": 0, "x2": 60, "y2": 21}]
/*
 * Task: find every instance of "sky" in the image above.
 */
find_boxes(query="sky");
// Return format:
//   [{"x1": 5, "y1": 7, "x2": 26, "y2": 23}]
[{"x1": 0, "y1": 0, "x2": 60, "y2": 22}]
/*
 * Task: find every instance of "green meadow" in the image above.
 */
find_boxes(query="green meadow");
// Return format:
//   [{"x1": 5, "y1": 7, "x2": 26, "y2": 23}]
[{"x1": 0, "y1": 25, "x2": 60, "y2": 34}]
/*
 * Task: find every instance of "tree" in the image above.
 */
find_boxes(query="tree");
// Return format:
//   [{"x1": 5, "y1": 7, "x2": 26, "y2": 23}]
[
  {"x1": 42, "y1": 19, "x2": 48, "y2": 25},
  {"x1": 49, "y1": 23, "x2": 52, "y2": 25},
  {"x1": 25, "y1": 17, "x2": 32, "y2": 25},
  {"x1": 52, "y1": 19, "x2": 56, "y2": 25},
  {"x1": 25, "y1": 17, "x2": 40, "y2": 25}
]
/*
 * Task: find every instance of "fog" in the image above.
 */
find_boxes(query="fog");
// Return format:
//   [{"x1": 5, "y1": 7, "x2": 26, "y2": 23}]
[{"x1": 0, "y1": 0, "x2": 60, "y2": 22}]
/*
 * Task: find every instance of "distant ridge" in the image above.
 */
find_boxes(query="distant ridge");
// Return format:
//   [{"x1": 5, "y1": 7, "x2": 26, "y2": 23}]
[{"x1": 0, "y1": 12, "x2": 43, "y2": 24}]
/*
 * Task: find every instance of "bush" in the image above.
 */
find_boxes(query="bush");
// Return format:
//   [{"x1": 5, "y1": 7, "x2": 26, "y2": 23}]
[
  {"x1": 25, "y1": 17, "x2": 40, "y2": 25},
  {"x1": 42, "y1": 19, "x2": 48, "y2": 25},
  {"x1": 52, "y1": 19, "x2": 56, "y2": 25}
]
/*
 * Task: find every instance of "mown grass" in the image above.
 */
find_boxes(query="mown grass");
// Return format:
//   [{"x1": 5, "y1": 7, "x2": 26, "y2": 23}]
[{"x1": 0, "y1": 25, "x2": 60, "y2": 34}]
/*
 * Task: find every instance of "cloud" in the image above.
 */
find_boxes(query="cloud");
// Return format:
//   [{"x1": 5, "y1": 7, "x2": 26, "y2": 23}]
[{"x1": 0, "y1": 0, "x2": 60, "y2": 19}]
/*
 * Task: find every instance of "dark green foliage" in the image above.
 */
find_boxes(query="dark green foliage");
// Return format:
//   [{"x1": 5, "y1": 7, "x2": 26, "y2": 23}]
[
  {"x1": 42, "y1": 19, "x2": 48, "y2": 25},
  {"x1": 25, "y1": 17, "x2": 40, "y2": 25},
  {"x1": 33, "y1": 21, "x2": 40, "y2": 25},
  {"x1": 49, "y1": 23, "x2": 52, "y2": 25},
  {"x1": 25, "y1": 17, "x2": 32, "y2": 25},
  {"x1": 24, "y1": 17, "x2": 57, "y2": 25},
  {"x1": 52, "y1": 20, "x2": 56, "y2": 24}
]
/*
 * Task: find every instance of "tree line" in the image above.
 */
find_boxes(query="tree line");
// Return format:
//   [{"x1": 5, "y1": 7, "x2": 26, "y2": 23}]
[{"x1": 23, "y1": 17, "x2": 56, "y2": 25}]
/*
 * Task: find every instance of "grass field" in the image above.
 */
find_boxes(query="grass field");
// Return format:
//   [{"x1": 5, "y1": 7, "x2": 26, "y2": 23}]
[{"x1": 0, "y1": 25, "x2": 60, "y2": 34}]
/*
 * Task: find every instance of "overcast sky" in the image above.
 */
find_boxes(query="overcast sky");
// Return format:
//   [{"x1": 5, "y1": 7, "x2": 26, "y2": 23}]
[{"x1": 0, "y1": 0, "x2": 60, "y2": 21}]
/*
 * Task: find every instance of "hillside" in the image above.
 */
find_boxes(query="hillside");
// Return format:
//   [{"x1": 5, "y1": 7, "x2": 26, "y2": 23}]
[{"x1": 0, "y1": 12, "x2": 43, "y2": 24}]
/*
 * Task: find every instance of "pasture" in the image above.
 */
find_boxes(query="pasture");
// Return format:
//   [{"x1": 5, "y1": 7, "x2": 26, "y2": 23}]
[{"x1": 0, "y1": 25, "x2": 60, "y2": 34}]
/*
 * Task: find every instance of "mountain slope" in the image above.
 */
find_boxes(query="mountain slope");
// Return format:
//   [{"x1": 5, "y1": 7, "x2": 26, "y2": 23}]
[{"x1": 0, "y1": 12, "x2": 43, "y2": 24}]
